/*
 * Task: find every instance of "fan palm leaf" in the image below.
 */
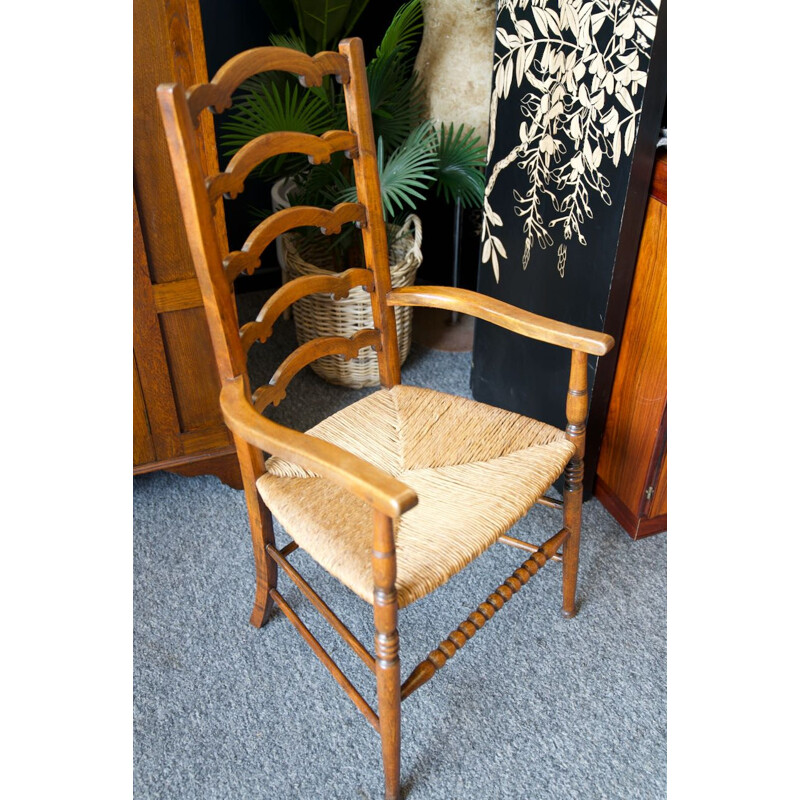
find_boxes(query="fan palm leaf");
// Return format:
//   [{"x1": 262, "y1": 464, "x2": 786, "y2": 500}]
[
  {"x1": 434, "y1": 122, "x2": 486, "y2": 207},
  {"x1": 220, "y1": 78, "x2": 335, "y2": 180}
]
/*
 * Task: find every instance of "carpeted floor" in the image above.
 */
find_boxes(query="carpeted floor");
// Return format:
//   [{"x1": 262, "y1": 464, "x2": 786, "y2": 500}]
[{"x1": 133, "y1": 299, "x2": 666, "y2": 799}]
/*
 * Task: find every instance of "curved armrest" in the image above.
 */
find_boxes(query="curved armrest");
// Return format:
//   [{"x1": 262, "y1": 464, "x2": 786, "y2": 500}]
[
  {"x1": 220, "y1": 376, "x2": 418, "y2": 518},
  {"x1": 387, "y1": 286, "x2": 614, "y2": 356}
]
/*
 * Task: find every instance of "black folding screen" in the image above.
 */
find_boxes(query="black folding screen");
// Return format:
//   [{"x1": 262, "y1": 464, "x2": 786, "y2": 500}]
[{"x1": 471, "y1": 0, "x2": 667, "y2": 495}]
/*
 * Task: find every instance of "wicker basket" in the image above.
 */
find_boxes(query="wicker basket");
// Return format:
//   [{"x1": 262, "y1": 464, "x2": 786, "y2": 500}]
[{"x1": 283, "y1": 215, "x2": 423, "y2": 388}]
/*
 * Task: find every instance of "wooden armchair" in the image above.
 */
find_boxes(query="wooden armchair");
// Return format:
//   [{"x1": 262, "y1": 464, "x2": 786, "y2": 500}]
[{"x1": 158, "y1": 37, "x2": 613, "y2": 800}]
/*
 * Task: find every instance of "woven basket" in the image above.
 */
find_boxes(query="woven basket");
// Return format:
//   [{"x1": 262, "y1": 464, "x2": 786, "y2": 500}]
[{"x1": 283, "y1": 215, "x2": 423, "y2": 388}]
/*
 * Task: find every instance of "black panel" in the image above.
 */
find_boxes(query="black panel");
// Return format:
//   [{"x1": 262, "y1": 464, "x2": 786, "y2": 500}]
[{"x1": 471, "y1": 0, "x2": 667, "y2": 497}]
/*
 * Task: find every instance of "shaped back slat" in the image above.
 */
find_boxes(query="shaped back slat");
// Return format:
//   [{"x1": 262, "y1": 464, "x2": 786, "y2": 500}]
[
  {"x1": 186, "y1": 47, "x2": 349, "y2": 121},
  {"x1": 252, "y1": 330, "x2": 381, "y2": 411},
  {"x1": 158, "y1": 37, "x2": 398, "y2": 421},
  {"x1": 240, "y1": 268, "x2": 374, "y2": 353},
  {"x1": 223, "y1": 203, "x2": 366, "y2": 283},
  {"x1": 206, "y1": 131, "x2": 358, "y2": 204}
]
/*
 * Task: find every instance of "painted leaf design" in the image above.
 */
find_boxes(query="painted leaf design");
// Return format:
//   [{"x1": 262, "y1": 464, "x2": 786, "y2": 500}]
[
  {"x1": 504, "y1": 58, "x2": 514, "y2": 96},
  {"x1": 635, "y1": 16, "x2": 658, "y2": 39},
  {"x1": 482, "y1": 237, "x2": 492, "y2": 263},
  {"x1": 618, "y1": 86, "x2": 635, "y2": 113},
  {"x1": 483, "y1": 0, "x2": 659, "y2": 282},
  {"x1": 517, "y1": 19, "x2": 534, "y2": 39},
  {"x1": 624, "y1": 118, "x2": 636, "y2": 155},
  {"x1": 533, "y1": 7, "x2": 549, "y2": 36}
]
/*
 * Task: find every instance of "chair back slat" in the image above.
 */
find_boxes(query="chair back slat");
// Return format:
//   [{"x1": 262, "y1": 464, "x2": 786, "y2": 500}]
[
  {"x1": 224, "y1": 203, "x2": 367, "y2": 283},
  {"x1": 186, "y1": 47, "x2": 350, "y2": 122},
  {"x1": 158, "y1": 36, "x2": 399, "y2": 418},
  {"x1": 240, "y1": 268, "x2": 374, "y2": 353},
  {"x1": 207, "y1": 130, "x2": 358, "y2": 204},
  {"x1": 252, "y1": 329, "x2": 381, "y2": 411}
]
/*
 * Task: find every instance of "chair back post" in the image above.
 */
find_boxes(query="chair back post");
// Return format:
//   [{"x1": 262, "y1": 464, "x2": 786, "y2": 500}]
[
  {"x1": 371, "y1": 510, "x2": 401, "y2": 798},
  {"x1": 339, "y1": 37, "x2": 402, "y2": 388},
  {"x1": 562, "y1": 349, "x2": 588, "y2": 617},
  {"x1": 158, "y1": 82, "x2": 277, "y2": 626},
  {"x1": 156, "y1": 84, "x2": 247, "y2": 383}
]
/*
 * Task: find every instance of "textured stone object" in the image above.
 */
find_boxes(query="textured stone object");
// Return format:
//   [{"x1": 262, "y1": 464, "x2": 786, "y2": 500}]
[{"x1": 413, "y1": 0, "x2": 496, "y2": 146}]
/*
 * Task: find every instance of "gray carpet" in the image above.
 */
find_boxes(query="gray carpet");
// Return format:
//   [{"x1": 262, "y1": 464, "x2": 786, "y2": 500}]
[{"x1": 134, "y1": 299, "x2": 666, "y2": 799}]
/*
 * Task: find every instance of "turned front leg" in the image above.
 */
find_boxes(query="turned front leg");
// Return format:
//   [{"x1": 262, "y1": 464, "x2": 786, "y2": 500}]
[
  {"x1": 372, "y1": 510, "x2": 401, "y2": 800},
  {"x1": 562, "y1": 350, "x2": 588, "y2": 618}
]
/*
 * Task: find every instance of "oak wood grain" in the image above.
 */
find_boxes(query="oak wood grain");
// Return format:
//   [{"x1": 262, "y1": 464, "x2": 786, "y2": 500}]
[
  {"x1": 595, "y1": 193, "x2": 666, "y2": 536},
  {"x1": 133, "y1": 356, "x2": 155, "y2": 466}
]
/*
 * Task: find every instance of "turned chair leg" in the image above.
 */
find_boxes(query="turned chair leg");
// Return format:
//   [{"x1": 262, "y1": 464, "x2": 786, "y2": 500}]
[
  {"x1": 248, "y1": 493, "x2": 278, "y2": 628},
  {"x1": 373, "y1": 512, "x2": 401, "y2": 800},
  {"x1": 376, "y1": 640, "x2": 401, "y2": 800},
  {"x1": 562, "y1": 349, "x2": 588, "y2": 619},
  {"x1": 561, "y1": 454, "x2": 583, "y2": 619}
]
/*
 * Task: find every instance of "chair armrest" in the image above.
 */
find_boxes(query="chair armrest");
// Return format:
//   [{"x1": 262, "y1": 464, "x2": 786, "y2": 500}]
[
  {"x1": 387, "y1": 286, "x2": 614, "y2": 356},
  {"x1": 220, "y1": 376, "x2": 418, "y2": 518}
]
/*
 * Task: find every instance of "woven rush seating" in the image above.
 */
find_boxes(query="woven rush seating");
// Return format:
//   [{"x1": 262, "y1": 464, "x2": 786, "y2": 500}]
[{"x1": 259, "y1": 385, "x2": 576, "y2": 607}]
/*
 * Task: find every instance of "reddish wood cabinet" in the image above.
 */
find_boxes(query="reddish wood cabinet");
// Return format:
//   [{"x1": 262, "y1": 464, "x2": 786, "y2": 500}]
[
  {"x1": 133, "y1": 0, "x2": 242, "y2": 489},
  {"x1": 594, "y1": 153, "x2": 667, "y2": 539}
]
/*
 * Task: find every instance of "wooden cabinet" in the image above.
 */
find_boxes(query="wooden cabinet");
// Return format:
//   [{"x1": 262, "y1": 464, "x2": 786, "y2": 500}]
[
  {"x1": 133, "y1": 0, "x2": 242, "y2": 489},
  {"x1": 594, "y1": 153, "x2": 667, "y2": 539}
]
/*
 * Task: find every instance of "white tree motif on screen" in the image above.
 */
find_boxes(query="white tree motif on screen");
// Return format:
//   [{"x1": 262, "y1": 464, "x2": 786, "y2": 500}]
[{"x1": 482, "y1": 0, "x2": 659, "y2": 282}]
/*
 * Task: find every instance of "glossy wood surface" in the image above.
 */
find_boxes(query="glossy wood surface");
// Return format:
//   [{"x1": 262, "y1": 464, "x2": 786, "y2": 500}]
[
  {"x1": 388, "y1": 286, "x2": 614, "y2": 356},
  {"x1": 224, "y1": 203, "x2": 366, "y2": 282},
  {"x1": 220, "y1": 377, "x2": 418, "y2": 518},
  {"x1": 251, "y1": 329, "x2": 381, "y2": 411},
  {"x1": 340, "y1": 38, "x2": 402, "y2": 388},
  {"x1": 595, "y1": 152, "x2": 666, "y2": 539},
  {"x1": 133, "y1": 0, "x2": 239, "y2": 487},
  {"x1": 187, "y1": 47, "x2": 350, "y2": 120},
  {"x1": 267, "y1": 543, "x2": 376, "y2": 672},
  {"x1": 206, "y1": 130, "x2": 357, "y2": 203},
  {"x1": 401, "y1": 527, "x2": 568, "y2": 701},
  {"x1": 240, "y1": 268, "x2": 374, "y2": 352}
]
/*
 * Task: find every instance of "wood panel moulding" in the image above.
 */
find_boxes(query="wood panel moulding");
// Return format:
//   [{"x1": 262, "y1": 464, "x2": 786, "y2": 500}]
[
  {"x1": 133, "y1": 0, "x2": 241, "y2": 489},
  {"x1": 595, "y1": 152, "x2": 667, "y2": 539}
]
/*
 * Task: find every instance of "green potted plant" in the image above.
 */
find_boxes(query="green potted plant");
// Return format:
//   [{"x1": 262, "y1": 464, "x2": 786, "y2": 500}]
[{"x1": 221, "y1": 0, "x2": 486, "y2": 386}]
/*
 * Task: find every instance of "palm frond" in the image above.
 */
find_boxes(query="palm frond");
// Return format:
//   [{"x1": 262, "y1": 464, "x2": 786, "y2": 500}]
[
  {"x1": 220, "y1": 77, "x2": 335, "y2": 180},
  {"x1": 374, "y1": 0, "x2": 423, "y2": 64},
  {"x1": 339, "y1": 124, "x2": 438, "y2": 219},
  {"x1": 268, "y1": 30, "x2": 307, "y2": 52},
  {"x1": 433, "y1": 122, "x2": 486, "y2": 207}
]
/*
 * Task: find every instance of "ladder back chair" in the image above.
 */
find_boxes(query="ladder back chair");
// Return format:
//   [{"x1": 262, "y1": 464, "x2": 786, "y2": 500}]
[{"x1": 158, "y1": 37, "x2": 614, "y2": 800}]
